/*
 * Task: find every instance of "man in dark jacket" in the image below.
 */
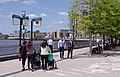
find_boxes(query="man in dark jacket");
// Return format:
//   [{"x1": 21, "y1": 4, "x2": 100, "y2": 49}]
[{"x1": 67, "y1": 39, "x2": 74, "y2": 59}]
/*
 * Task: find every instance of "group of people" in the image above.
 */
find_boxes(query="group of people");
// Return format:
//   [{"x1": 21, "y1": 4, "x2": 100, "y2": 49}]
[
  {"x1": 19, "y1": 37, "x2": 74, "y2": 72},
  {"x1": 19, "y1": 39, "x2": 53, "y2": 72},
  {"x1": 57, "y1": 38, "x2": 74, "y2": 59},
  {"x1": 19, "y1": 40, "x2": 35, "y2": 71}
]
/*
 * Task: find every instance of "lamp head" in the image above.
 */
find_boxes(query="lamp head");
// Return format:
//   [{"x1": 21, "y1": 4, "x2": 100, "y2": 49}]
[{"x1": 22, "y1": 11, "x2": 26, "y2": 17}]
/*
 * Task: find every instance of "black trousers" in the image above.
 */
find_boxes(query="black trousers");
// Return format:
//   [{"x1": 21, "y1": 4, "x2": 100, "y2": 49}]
[
  {"x1": 41, "y1": 55, "x2": 48, "y2": 70},
  {"x1": 27, "y1": 54, "x2": 34, "y2": 69},
  {"x1": 21, "y1": 55, "x2": 27, "y2": 69},
  {"x1": 67, "y1": 47, "x2": 73, "y2": 59},
  {"x1": 59, "y1": 47, "x2": 64, "y2": 59},
  {"x1": 48, "y1": 45, "x2": 53, "y2": 52}
]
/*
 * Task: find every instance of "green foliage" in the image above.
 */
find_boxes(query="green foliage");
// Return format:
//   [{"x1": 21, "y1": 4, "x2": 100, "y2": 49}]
[{"x1": 68, "y1": 0, "x2": 120, "y2": 37}]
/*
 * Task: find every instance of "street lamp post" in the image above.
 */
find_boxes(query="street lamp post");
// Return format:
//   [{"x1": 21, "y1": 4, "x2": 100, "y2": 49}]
[
  {"x1": 75, "y1": 18, "x2": 77, "y2": 39},
  {"x1": 12, "y1": 11, "x2": 29, "y2": 47},
  {"x1": 31, "y1": 17, "x2": 42, "y2": 41},
  {"x1": 31, "y1": 20, "x2": 33, "y2": 41},
  {"x1": 70, "y1": 9, "x2": 76, "y2": 48},
  {"x1": 72, "y1": 20, "x2": 75, "y2": 43},
  {"x1": 70, "y1": 19, "x2": 75, "y2": 48},
  {"x1": 19, "y1": 17, "x2": 22, "y2": 46},
  {"x1": 21, "y1": 11, "x2": 28, "y2": 41},
  {"x1": 22, "y1": 28, "x2": 27, "y2": 40}
]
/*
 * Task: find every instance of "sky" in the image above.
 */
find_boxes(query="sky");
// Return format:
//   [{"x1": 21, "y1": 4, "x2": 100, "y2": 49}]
[{"x1": 0, "y1": 0, "x2": 70, "y2": 34}]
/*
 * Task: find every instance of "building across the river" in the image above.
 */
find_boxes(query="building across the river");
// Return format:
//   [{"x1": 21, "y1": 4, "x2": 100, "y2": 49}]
[{"x1": 6, "y1": 29, "x2": 101, "y2": 40}]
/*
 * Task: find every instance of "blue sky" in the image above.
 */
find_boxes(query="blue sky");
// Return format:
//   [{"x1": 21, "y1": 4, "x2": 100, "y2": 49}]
[{"x1": 0, "y1": 0, "x2": 70, "y2": 34}]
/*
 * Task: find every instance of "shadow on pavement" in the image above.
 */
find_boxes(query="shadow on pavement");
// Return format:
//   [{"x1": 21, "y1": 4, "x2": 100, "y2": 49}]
[
  {"x1": 72, "y1": 54, "x2": 106, "y2": 59},
  {"x1": 102, "y1": 52, "x2": 120, "y2": 57},
  {"x1": 72, "y1": 51, "x2": 120, "y2": 59},
  {"x1": 56, "y1": 57, "x2": 69, "y2": 62},
  {"x1": 1, "y1": 70, "x2": 26, "y2": 77}
]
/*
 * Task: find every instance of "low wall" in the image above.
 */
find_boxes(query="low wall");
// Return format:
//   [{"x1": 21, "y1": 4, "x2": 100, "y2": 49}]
[{"x1": 0, "y1": 45, "x2": 89, "y2": 62}]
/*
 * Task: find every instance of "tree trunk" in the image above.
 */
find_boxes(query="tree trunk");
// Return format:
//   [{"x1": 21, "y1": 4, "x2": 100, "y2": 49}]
[
  {"x1": 89, "y1": 33, "x2": 92, "y2": 55},
  {"x1": 103, "y1": 34, "x2": 105, "y2": 50}
]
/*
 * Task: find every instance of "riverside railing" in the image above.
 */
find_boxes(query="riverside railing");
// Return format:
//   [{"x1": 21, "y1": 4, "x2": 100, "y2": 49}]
[{"x1": 0, "y1": 40, "x2": 92, "y2": 61}]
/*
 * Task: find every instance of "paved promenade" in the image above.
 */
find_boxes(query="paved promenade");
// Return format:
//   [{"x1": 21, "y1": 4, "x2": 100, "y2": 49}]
[{"x1": 1, "y1": 47, "x2": 120, "y2": 77}]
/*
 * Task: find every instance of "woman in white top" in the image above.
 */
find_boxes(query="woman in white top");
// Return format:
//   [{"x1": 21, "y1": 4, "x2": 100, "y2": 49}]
[{"x1": 40, "y1": 40, "x2": 51, "y2": 71}]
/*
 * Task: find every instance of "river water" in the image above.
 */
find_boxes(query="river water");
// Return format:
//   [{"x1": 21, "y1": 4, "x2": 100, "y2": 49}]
[
  {"x1": 0, "y1": 40, "x2": 42, "y2": 56},
  {"x1": 0, "y1": 40, "x2": 90, "y2": 56}
]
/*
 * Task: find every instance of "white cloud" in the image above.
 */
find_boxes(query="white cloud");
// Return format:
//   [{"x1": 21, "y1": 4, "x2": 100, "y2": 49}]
[
  {"x1": 10, "y1": 12, "x2": 15, "y2": 15},
  {"x1": 28, "y1": 13, "x2": 47, "y2": 18},
  {"x1": 40, "y1": 13, "x2": 47, "y2": 17},
  {"x1": 59, "y1": 12, "x2": 68, "y2": 16},
  {"x1": 53, "y1": 21, "x2": 64, "y2": 24},
  {"x1": 22, "y1": 0, "x2": 37, "y2": 5},
  {"x1": 28, "y1": 14, "x2": 37, "y2": 18},
  {"x1": 58, "y1": 21, "x2": 64, "y2": 24},
  {"x1": 0, "y1": 0, "x2": 18, "y2": 3}
]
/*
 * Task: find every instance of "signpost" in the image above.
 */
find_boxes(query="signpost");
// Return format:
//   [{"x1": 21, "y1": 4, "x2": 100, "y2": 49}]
[
  {"x1": 12, "y1": 11, "x2": 29, "y2": 48},
  {"x1": 31, "y1": 17, "x2": 42, "y2": 41}
]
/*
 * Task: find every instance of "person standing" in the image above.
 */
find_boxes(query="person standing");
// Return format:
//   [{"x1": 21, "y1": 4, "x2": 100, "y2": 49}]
[
  {"x1": 19, "y1": 41, "x2": 27, "y2": 71},
  {"x1": 58, "y1": 38, "x2": 66, "y2": 59},
  {"x1": 67, "y1": 39, "x2": 74, "y2": 59},
  {"x1": 40, "y1": 40, "x2": 51, "y2": 71},
  {"x1": 112, "y1": 41, "x2": 117, "y2": 52},
  {"x1": 47, "y1": 38, "x2": 53, "y2": 52},
  {"x1": 26, "y1": 40, "x2": 35, "y2": 71}
]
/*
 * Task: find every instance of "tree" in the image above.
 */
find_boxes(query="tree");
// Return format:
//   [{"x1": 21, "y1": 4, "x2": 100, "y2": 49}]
[
  {"x1": 68, "y1": 0, "x2": 81, "y2": 33},
  {"x1": 68, "y1": 0, "x2": 94, "y2": 55},
  {"x1": 68, "y1": 0, "x2": 120, "y2": 54},
  {"x1": 89, "y1": 0, "x2": 120, "y2": 45},
  {"x1": 68, "y1": 0, "x2": 120, "y2": 36}
]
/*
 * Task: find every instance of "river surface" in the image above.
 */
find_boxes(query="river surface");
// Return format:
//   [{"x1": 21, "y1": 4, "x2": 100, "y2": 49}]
[
  {"x1": 0, "y1": 40, "x2": 90, "y2": 56},
  {"x1": 0, "y1": 40, "x2": 43, "y2": 56}
]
